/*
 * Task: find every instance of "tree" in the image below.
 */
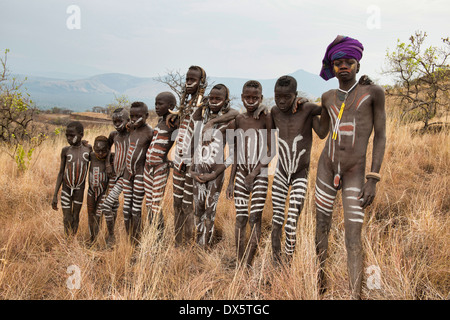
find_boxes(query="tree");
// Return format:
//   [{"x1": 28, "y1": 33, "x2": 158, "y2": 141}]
[
  {"x1": 105, "y1": 94, "x2": 130, "y2": 115},
  {"x1": 155, "y1": 69, "x2": 214, "y2": 104},
  {"x1": 0, "y1": 49, "x2": 46, "y2": 171},
  {"x1": 384, "y1": 31, "x2": 450, "y2": 129}
]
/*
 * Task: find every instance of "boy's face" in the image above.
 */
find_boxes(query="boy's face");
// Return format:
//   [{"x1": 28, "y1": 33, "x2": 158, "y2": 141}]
[
  {"x1": 94, "y1": 140, "x2": 108, "y2": 159},
  {"x1": 275, "y1": 86, "x2": 297, "y2": 113},
  {"x1": 185, "y1": 69, "x2": 202, "y2": 95},
  {"x1": 130, "y1": 106, "x2": 148, "y2": 128},
  {"x1": 332, "y1": 58, "x2": 359, "y2": 81},
  {"x1": 208, "y1": 88, "x2": 227, "y2": 113},
  {"x1": 112, "y1": 112, "x2": 129, "y2": 132},
  {"x1": 155, "y1": 95, "x2": 173, "y2": 117},
  {"x1": 66, "y1": 127, "x2": 83, "y2": 146},
  {"x1": 241, "y1": 86, "x2": 263, "y2": 113}
]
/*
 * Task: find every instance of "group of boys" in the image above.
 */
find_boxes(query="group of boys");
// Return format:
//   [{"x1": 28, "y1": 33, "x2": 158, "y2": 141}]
[{"x1": 51, "y1": 35, "x2": 386, "y2": 299}]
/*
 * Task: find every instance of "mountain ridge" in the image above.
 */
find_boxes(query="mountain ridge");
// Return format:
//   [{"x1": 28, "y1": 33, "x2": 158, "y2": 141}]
[{"x1": 18, "y1": 69, "x2": 338, "y2": 111}]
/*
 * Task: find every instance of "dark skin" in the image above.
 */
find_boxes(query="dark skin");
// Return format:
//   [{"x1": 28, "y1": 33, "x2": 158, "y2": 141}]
[
  {"x1": 314, "y1": 58, "x2": 386, "y2": 299},
  {"x1": 189, "y1": 87, "x2": 236, "y2": 247},
  {"x1": 106, "y1": 110, "x2": 130, "y2": 178},
  {"x1": 87, "y1": 139, "x2": 109, "y2": 243},
  {"x1": 145, "y1": 92, "x2": 176, "y2": 231},
  {"x1": 52, "y1": 126, "x2": 92, "y2": 236},
  {"x1": 270, "y1": 83, "x2": 322, "y2": 264},
  {"x1": 190, "y1": 87, "x2": 233, "y2": 183},
  {"x1": 124, "y1": 104, "x2": 153, "y2": 242},
  {"x1": 226, "y1": 85, "x2": 274, "y2": 267},
  {"x1": 166, "y1": 69, "x2": 238, "y2": 131},
  {"x1": 226, "y1": 86, "x2": 274, "y2": 197}
]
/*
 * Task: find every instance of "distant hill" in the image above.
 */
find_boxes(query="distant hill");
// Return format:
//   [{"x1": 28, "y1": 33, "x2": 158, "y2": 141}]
[{"x1": 19, "y1": 70, "x2": 338, "y2": 112}]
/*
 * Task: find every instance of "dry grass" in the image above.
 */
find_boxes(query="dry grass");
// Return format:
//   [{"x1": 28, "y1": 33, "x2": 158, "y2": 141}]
[{"x1": 0, "y1": 107, "x2": 448, "y2": 300}]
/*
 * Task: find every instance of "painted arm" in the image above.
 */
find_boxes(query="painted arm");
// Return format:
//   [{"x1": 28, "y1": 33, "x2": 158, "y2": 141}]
[
  {"x1": 105, "y1": 131, "x2": 115, "y2": 177},
  {"x1": 358, "y1": 86, "x2": 386, "y2": 208},
  {"x1": 52, "y1": 148, "x2": 67, "y2": 210},
  {"x1": 313, "y1": 95, "x2": 330, "y2": 139},
  {"x1": 226, "y1": 120, "x2": 238, "y2": 199},
  {"x1": 203, "y1": 108, "x2": 239, "y2": 133},
  {"x1": 245, "y1": 112, "x2": 275, "y2": 190}
]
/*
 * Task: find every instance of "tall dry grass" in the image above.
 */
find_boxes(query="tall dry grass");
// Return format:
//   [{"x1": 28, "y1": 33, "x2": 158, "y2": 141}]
[{"x1": 0, "y1": 111, "x2": 448, "y2": 300}]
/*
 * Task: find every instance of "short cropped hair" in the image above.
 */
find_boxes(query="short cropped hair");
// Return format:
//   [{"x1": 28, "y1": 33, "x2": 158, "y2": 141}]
[
  {"x1": 130, "y1": 101, "x2": 148, "y2": 113},
  {"x1": 157, "y1": 92, "x2": 177, "y2": 107},
  {"x1": 67, "y1": 121, "x2": 84, "y2": 135},
  {"x1": 275, "y1": 75, "x2": 297, "y2": 92},
  {"x1": 188, "y1": 66, "x2": 206, "y2": 79},
  {"x1": 243, "y1": 80, "x2": 262, "y2": 90},
  {"x1": 211, "y1": 84, "x2": 229, "y2": 100},
  {"x1": 94, "y1": 135, "x2": 108, "y2": 144}
]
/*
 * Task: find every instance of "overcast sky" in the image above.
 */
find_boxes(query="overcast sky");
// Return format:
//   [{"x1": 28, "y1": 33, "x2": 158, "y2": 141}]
[{"x1": 1, "y1": 0, "x2": 449, "y2": 84}]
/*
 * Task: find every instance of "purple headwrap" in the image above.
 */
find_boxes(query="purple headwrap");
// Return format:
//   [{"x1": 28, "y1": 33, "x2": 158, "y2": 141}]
[{"x1": 320, "y1": 35, "x2": 364, "y2": 81}]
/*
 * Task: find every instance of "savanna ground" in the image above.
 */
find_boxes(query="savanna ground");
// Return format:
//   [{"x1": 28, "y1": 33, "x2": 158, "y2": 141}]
[{"x1": 0, "y1": 104, "x2": 448, "y2": 300}]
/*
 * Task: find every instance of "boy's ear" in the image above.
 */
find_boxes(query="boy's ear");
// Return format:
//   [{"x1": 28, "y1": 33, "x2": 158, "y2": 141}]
[{"x1": 357, "y1": 62, "x2": 360, "y2": 73}]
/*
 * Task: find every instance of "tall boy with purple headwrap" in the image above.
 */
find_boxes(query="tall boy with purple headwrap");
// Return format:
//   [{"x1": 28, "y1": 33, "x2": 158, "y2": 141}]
[{"x1": 313, "y1": 35, "x2": 386, "y2": 299}]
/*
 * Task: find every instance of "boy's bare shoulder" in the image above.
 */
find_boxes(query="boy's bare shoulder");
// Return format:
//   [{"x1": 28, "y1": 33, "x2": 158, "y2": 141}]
[
  {"x1": 367, "y1": 83, "x2": 385, "y2": 96},
  {"x1": 61, "y1": 146, "x2": 70, "y2": 155}
]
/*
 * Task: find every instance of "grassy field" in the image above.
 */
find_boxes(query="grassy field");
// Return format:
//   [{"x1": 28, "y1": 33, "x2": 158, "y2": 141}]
[{"x1": 0, "y1": 107, "x2": 448, "y2": 300}]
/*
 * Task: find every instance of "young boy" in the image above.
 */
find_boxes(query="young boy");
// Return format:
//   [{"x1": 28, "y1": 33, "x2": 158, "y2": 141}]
[
  {"x1": 168, "y1": 66, "x2": 237, "y2": 246},
  {"x1": 270, "y1": 75, "x2": 322, "y2": 265},
  {"x1": 101, "y1": 108, "x2": 130, "y2": 247},
  {"x1": 226, "y1": 80, "x2": 274, "y2": 267},
  {"x1": 86, "y1": 135, "x2": 111, "y2": 243},
  {"x1": 144, "y1": 92, "x2": 177, "y2": 233},
  {"x1": 123, "y1": 101, "x2": 153, "y2": 243},
  {"x1": 189, "y1": 84, "x2": 238, "y2": 247},
  {"x1": 315, "y1": 35, "x2": 386, "y2": 299},
  {"x1": 52, "y1": 121, "x2": 91, "y2": 236}
]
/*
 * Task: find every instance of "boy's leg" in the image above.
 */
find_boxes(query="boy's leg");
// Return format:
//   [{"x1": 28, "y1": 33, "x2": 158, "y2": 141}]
[
  {"x1": 148, "y1": 163, "x2": 169, "y2": 231},
  {"x1": 234, "y1": 169, "x2": 250, "y2": 264},
  {"x1": 315, "y1": 158, "x2": 337, "y2": 293},
  {"x1": 173, "y1": 167, "x2": 186, "y2": 245},
  {"x1": 71, "y1": 188, "x2": 84, "y2": 235},
  {"x1": 204, "y1": 172, "x2": 224, "y2": 246},
  {"x1": 193, "y1": 179, "x2": 207, "y2": 245},
  {"x1": 144, "y1": 165, "x2": 154, "y2": 221},
  {"x1": 87, "y1": 189, "x2": 97, "y2": 242},
  {"x1": 102, "y1": 177, "x2": 123, "y2": 246},
  {"x1": 284, "y1": 174, "x2": 308, "y2": 261},
  {"x1": 61, "y1": 186, "x2": 74, "y2": 236},
  {"x1": 182, "y1": 169, "x2": 195, "y2": 243},
  {"x1": 246, "y1": 172, "x2": 269, "y2": 267},
  {"x1": 341, "y1": 169, "x2": 365, "y2": 300},
  {"x1": 271, "y1": 169, "x2": 290, "y2": 264},
  {"x1": 122, "y1": 177, "x2": 133, "y2": 236},
  {"x1": 130, "y1": 173, "x2": 145, "y2": 243}
]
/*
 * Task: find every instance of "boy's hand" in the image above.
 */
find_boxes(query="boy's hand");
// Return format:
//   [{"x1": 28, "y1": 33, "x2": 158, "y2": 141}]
[
  {"x1": 52, "y1": 196, "x2": 58, "y2": 210},
  {"x1": 198, "y1": 172, "x2": 216, "y2": 183},
  {"x1": 253, "y1": 104, "x2": 268, "y2": 120},
  {"x1": 292, "y1": 97, "x2": 309, "y2": 114},
  {"x1": 358, "y1": 179, "x2": 377, "y2": 209},
  {"x1": 226, "y1": 184, "x2": 234, "y2": 200}
]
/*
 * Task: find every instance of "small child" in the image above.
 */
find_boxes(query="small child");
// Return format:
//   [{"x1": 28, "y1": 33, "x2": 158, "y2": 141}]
[
  {"x1": 226, "y1": 80, "x2": 274, "y2": 267},
  {"x1": 86, "y1": 135, "x2": 111, "y2": 244},
  {"x1": 144, "y1": 92, "x2": 177, "y2": 234},
  {"x1": 52, "y1": 121, "x2": 91, "y2": 236},
  {"x1": 189, "y1": 84, "x2": 238, "y2": 247}
]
